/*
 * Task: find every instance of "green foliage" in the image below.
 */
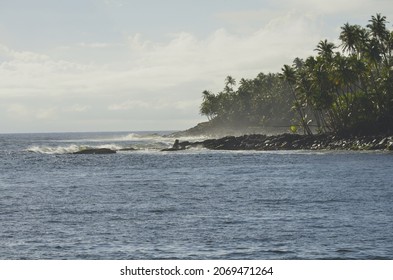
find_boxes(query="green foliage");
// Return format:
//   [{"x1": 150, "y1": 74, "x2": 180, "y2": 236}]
[
  {"x1": 199, "y1": 74, "x2": 296, "y2": 129},
  {"x1": 199, "y1": 14, "x2": 393, "y2": 135},
  {"x1": 290, "y1": 125, "x2": 298, "y2": 133}
]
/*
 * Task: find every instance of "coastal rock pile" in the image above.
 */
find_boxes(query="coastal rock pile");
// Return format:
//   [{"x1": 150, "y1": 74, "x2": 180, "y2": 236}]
[{"x1": 171, "y1": 134, "x2": 393, "y2": 151}]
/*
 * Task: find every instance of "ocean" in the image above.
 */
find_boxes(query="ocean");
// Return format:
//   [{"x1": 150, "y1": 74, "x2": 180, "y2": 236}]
[{"x1": 0, "y1": 131, "x2": 392, "y2": 259}]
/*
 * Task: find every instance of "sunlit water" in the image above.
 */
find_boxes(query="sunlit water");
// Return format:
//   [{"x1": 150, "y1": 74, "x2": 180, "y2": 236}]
[{"x1": 1, "y1": 132, "x2": 392, "y2": 259}]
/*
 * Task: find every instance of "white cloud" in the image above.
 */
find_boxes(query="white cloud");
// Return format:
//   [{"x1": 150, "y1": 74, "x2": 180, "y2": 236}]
[
  {"x1": 0, "y1": 10, "x2": 348, "y2": 102},
  {"x1": 0, "y1": 11, "x2": 325, "y2": 132},
  {"x1": 3, "y1": 4, "x2": 391, "y2": 132}
]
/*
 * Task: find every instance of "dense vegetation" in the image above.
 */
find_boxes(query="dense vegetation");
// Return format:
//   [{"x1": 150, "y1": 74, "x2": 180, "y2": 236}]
[{"x1": 200, "y1": 14, "x2": 393, "y2": 135}]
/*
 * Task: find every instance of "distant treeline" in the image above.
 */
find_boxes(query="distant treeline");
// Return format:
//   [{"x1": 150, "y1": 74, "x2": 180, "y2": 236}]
[{"x1": 200, "y1": 14, "x2": 393, "y2": 135}]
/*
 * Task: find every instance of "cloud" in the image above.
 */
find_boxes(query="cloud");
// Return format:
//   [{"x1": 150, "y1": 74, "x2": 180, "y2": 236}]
[
  {"x1": 77, "y1": 42, "x2": 115, "y2": 49},
  {"x1": 65, "y1": 104, "x2": 91, "y2": 112},
  {"x1": 286, "y1": 0, "x2": 385, "y2": 15},
  {"x1": 0, "y1": 10, "x2": 337, "y2": 102},
  {"x1": 125, "y1": 11, "x2": 322, "y2": 85},
  {"x1": 4, "y1": 7, "x2": 387, "y2": 132},
  {"x1": 108, "y1": 99, "x2": 200, "y2": 112}
]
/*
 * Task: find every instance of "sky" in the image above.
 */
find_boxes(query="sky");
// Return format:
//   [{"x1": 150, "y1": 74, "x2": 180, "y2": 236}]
[{"x1": 1, "y1": 0, "x2": 392, "y2": 133}]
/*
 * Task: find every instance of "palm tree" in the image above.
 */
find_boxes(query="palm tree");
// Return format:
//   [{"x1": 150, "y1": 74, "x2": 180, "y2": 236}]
[
  {"x1": 280, "y1": 65, "x2": 312, "y2": 135},
  {"x1": 367, "y1": 14, "x2": 389, "y2": 43},
  {"x1": 200, "y1": 90, "x2": 217, "y2": 121},
  {"x1": 224, "y1": 75, "x2": 236, "y2": 93},
  {"x1": 388, "y1": 31, "x2": 393, "y2": 59},
  {"x1": 237, "y1": 78, "x2": 253, "y2": 113},
  {"x1": 292, "y1": 57, "x2": 304, "y2": 71},
  {"x1": 315, "y1": 39, "x2": 336, "y2": 60},
  {"x1": 339, "y1": 23, "x2": 362, "y2": 56},
  {"x1": 367, "y1": 13, "x2": 390, "y2": 62},
  {"x1": 197, "y1": 14, "x2": 392, "y2": 135}
]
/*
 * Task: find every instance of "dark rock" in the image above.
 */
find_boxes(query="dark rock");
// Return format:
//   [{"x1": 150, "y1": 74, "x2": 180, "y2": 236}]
[
  {"x1": 119, "y1": 147, "x2": 137, "y2": 151},
  {"x1": 161, "y1": 133, "x2": 393, "y2": 151},
  {"x1": 73, "y1": 148, "x2": 116, "y2": 154},
  {"x1": 161, "y1": 139, "x2": 191, "y2": 151}
]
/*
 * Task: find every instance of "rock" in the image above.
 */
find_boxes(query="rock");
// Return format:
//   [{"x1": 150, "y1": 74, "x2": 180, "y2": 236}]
[
  {"x1": 161, "y1": 133, "x2": 393, "y2": 152},
  {"x1": 73, "y1": 148, "x2": 116, "y2": 154},
  {"x1": 161, "y1": 139, "x2": 191, "y2": 151},
  {"x1": 119, "y1": 147, "x2": 136, "y2": 151}
]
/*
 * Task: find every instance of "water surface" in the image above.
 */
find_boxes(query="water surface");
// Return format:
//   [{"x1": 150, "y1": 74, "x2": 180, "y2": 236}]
[{"x1": 1, "y1": 132, "x2": 392, "y2": 259}]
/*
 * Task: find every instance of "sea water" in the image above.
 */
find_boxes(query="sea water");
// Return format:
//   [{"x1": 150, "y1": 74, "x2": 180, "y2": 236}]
[{"x1": 0, "y1": 131, "x2": 392, "y2": 259}]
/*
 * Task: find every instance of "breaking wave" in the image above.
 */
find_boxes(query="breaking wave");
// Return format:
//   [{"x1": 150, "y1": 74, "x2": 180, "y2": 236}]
[
  {"x1": 24, "y1": 132, "x2": 209, "y2": 155},
  {"x1": 57, "y1": 132, "x2": 207, "y2": 143},
  {"x1": 26, "y1": 144, "x2": 124, "y2": 155}
]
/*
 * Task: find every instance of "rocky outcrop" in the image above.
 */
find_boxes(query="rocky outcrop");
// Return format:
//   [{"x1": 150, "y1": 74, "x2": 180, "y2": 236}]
[
  {"x1": 168, "y1": 134, "x2": 393, "y2": 151},
  {"x1": 73, "y1": 148, "x2": 116, "y2": 154},
  {"x1": 161, "y1": 139, "x2": 192, "y2": 151}
]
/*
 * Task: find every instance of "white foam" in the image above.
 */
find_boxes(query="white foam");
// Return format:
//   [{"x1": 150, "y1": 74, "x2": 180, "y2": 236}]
[
  {"x1": 25, "y1": 132, "x2": 210, "y2": 154},
  {"x1": 26, "y1": 143, "x2": 125, "y2": 155},
  {"x1": 27, "y1": 144, "x2": 85, "y2": 154}
]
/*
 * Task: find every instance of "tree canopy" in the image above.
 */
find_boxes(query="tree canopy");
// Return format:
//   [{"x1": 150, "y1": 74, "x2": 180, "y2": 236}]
[{"x1": 199, "y1": 14, "x2": 393, "y2": 135}]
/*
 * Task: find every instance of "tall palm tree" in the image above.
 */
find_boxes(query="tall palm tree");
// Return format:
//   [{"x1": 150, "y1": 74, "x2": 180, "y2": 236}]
[
  {"x1": 200, "y1": 90, "x2": 217, "y2": 121},
  {"x1": 339, "y1": 23, "x2": 362, "y2": 56},
  {"x1": 367, "y1": 14, "x2": 389, "y2": 43},
  {"x1": 224, "y1": 75, "x2": 236, "y2": 93},
  {"x1": 367, "y1": 13, "x2": 390, "y2": 62},
  {"x1": 280, "y1": 65, "x2": 312, "y2": 135}
]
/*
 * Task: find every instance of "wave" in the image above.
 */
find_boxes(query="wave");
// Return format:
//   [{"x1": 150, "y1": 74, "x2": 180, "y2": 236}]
[
  {"x1": 56, "y1": 132, "x2": 208, "y2": 143},
  {"x1": 25, "y1": 132, "x2": 210, "y2": 155},
  {"x1": 26, "y1": 144, "x2": 124, "y2": 155},
  {"x1": 116, "y1": 133, "x2": 166, "y2": 141}
]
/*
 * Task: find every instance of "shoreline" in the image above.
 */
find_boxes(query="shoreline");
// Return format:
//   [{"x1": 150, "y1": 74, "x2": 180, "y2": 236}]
[{"x1": 168, "y1": 133, "x2": 393, "y2": 151}]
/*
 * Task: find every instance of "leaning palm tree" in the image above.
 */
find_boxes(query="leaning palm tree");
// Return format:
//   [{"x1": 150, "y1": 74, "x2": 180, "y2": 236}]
[
  {"x1": 280, "y1": 65, "x2": 312, "y2": 135},
  {"x1": 200, "y1": 90, "x2": 217, "y2": 121}
]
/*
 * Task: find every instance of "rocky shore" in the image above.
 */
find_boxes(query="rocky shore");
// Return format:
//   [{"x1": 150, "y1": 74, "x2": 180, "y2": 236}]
[{"x1": 168, "y1": 133, "x2": 393, "y2": 151}]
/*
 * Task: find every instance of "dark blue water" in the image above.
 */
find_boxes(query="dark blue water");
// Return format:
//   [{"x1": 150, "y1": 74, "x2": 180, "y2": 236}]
[{"x1": 1, "y1": 132, "x2": 393, "y2": 259}]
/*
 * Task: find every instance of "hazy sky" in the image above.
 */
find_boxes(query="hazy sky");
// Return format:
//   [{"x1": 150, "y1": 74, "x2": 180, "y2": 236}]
[{"x1": 1, "y1": 0, "x2": 392, "y2": 133}]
